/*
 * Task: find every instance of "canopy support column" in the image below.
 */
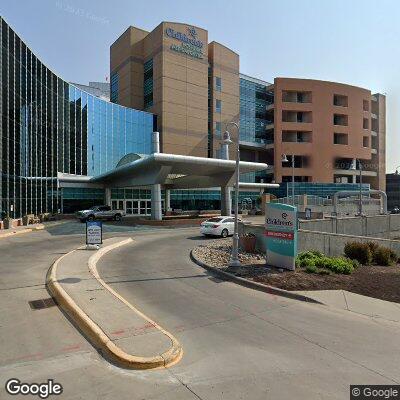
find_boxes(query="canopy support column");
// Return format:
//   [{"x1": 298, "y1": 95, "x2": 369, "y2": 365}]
[
  {"x1": 151, "y1": 184, "x2": 162, "y2": 220},
  {"x1": 221, "y1": 186, "x2": 232, "y2": 216}
]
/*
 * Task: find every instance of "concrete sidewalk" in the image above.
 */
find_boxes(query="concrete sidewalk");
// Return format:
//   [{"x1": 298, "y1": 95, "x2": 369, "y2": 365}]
[
  {"x1": 294, "y1": 289, "x2": 400, "y2": 322},
  {"x1": 49, "y1": 237, "x2": 182, "y2": 369}
]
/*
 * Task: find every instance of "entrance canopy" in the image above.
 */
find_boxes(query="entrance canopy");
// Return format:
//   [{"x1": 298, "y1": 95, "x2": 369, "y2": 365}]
[{"x1": 60, "y1": 153, "x2": 273, "y2": 190}]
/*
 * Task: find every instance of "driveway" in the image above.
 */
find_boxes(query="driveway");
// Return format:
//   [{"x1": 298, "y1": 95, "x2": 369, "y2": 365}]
[{"x1": 0, "y1": 224, "x2": 399, "y2": 399}]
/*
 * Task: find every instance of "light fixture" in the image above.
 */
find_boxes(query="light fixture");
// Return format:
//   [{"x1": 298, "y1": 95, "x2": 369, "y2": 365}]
[
  {"x1": 281, "y1": 154, "x2": 289, "y2": 163},
  {"x1": 222, "y1": 130, "x2": 233, "y2": 145}
]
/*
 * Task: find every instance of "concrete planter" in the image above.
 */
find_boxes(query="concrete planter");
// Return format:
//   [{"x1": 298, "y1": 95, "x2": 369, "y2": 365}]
[
  {"x1": 3, "y1": 218, "x2": 13, "y2": 229},
  {"x1": 240, "y1": 235, "x2": 257, "y2": 253}
]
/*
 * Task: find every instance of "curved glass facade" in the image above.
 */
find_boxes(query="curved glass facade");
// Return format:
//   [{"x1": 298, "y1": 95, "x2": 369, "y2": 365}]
[{"x1": 0, "y1": 17, "x2": 154, "y2": 218}]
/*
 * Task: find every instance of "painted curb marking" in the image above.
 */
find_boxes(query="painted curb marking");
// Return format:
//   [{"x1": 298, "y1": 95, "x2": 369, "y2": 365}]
[{"x1": 46, "y1": 238, "x2": 183, "y2": 370}]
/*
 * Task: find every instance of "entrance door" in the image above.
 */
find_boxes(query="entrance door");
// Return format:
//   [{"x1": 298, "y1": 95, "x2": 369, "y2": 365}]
[
  {"x1": 112, "y1": 200, "x2": 124, "y2": 211},
  {"x1": 126, "y1": 200, "x2": 133, "y2": 215}
]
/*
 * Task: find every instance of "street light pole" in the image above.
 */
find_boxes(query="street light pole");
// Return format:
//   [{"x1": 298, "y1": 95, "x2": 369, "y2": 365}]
[
  {"x1": 291, "y1": 154, "x2": 295, "y2": 206},
  {"x1": 359, "y1": 160, "x2": 363, "y2": 216},
  {"x1": 281, "y1": 153, "x2": 295, "y2": 205},
  {"x1": 224, "y1": 121, "x2": 241, "y2": 271}
]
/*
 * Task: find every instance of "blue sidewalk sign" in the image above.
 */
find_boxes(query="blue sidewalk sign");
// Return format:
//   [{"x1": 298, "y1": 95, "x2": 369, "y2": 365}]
[
  {"x1": 86, "y1": 221, "x2": 103, "y2": 245},
  {"x1": 265, "y1": 203, "x2": 298, "y2": 270}
]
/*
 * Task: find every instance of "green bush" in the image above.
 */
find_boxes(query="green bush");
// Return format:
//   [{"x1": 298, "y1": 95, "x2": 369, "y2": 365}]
[
  {"x1": 305, "y1": 265, "x2": 317, "y2": 273},
  {"x1": 344, "y1": 242, "x2": 373, "y2": 265},
  {"x1": 349, "y1": 258, "x2": 361, "y2": 269},
  {"x1": 296, "y1": 251, "x2": 354, "y2": 274},
  {"x1": 373, "y1": 246, "x2": 397, "y2": 266},
  {"x1": 317, "y1": 269, "x2": 331, "y2": 275}
]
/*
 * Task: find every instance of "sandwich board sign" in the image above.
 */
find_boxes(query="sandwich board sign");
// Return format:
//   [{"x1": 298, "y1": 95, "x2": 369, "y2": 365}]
[
  {"x1": 86, "y1": 220, "x2": 102, "y2": 245},
  {"x1": 265, "y1": 203, "x2": 297, "y2": 270}
]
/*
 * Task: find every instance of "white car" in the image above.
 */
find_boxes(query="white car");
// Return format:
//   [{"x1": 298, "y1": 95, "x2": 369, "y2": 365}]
[{"x1": 200, "y1": 216, "x2": 241, "y2": 238}]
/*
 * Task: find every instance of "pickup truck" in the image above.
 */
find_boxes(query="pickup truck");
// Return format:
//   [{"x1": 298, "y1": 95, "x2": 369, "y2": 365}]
[{"x1": 76, "y1": 205, "x2": 125, "y2": 222}]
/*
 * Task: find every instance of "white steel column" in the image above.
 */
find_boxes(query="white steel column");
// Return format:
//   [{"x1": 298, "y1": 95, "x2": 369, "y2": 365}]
[
  {"x1": 220, "y1": 137, "x2": 232, "y2": 216},
  {"x1": 151, "y1": 132, "x2": 162, "y2": 220},
  {"x1": 105, "y1": 188, "x2": 111, "y2": 206},
  {"x1": 165, "y1": 188, "x2": 171, "y2": 212},
  {"x1": 151, "y1": 185, "x2": 162, "y2": 220}
]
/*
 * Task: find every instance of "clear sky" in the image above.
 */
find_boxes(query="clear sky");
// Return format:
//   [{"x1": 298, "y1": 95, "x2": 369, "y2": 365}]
[{"x1": 2, "y1": 0, "x2": 399, "y2": 172}]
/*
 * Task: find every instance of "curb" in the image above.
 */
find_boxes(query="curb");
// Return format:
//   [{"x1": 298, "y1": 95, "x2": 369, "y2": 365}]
[
  {"x1": 190, "y1": 250, "x2": 323, "y2": 304},
  {"x1": 46, "y1": 238, "x2": 183, "y2": 370},
  {"x1": 0, "y1": 220, "x2": 69, "y2": 239}
]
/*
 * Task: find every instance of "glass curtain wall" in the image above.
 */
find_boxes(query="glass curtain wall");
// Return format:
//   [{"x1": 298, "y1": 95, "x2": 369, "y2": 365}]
[{"x1": 0, "y1": 17, "x2": 154, "y2": 219}]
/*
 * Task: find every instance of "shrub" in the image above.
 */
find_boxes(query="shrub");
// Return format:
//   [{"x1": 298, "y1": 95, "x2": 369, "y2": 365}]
[
  {"x1": 317, "y1": 269, "x2": 331, "y2": 275},
  {"x1": 366, "y1": 241, "x2": 379, "y2": 255},
  {"x1": 296, "y1": 251, "x2": 354, "y2": 274},
  {"x1": 298, "y1": 257, "x2": 316, "y2": 268},
  {"x1": 349, "y1": 258, "x2": 361, "y2": 269},
  {"x1": 344, "y1": 242, "x2": 373, "y2": 265},
  {"x1": 374, "y1": 246, "x2": 396, "y2": 266},
  {"x1": 305, "y1": 265, "x2": 317, "y2": 273}
]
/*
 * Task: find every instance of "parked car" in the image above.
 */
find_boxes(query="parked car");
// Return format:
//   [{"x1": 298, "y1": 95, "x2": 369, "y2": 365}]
[
  {"x1": 392, "y1": 207, "x2": 400, "y2": 214},
  {"x1": 200, "y1": 216, "x2": 241, "y2": 238},
  {"x1": 76, "y1": 205, "x2": 125, "y2": 222}
]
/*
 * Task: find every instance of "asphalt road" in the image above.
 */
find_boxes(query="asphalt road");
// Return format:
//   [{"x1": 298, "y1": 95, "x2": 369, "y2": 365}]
[{"x1": 1, "y1": 222, "x2": 400, "y2": 399}]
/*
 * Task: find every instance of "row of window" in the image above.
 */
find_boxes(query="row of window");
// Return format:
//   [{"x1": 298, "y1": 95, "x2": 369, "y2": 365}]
[
  {"x1": 281, "y1": 91, "x2": 373, "y2": 112},
  {"x1": 0, "y1": 17, "x2": 155, "y2": 218}
]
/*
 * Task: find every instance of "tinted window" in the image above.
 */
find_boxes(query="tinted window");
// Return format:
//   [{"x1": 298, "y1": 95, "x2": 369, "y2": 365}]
[{"x1": 207, "y1": 217, "x2": 223, "y2": 222}]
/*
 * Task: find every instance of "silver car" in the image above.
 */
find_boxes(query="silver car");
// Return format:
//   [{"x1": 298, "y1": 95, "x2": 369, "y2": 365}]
[{"x1": 76, "y1": 205, "x2": 125, "y2": 222}]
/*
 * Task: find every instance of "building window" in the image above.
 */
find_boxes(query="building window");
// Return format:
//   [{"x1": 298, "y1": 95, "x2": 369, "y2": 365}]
[
  {"x1": 282, "y1": 91, "x2": 312, "y2": 103},
  {"x1": 282, "y1": 155, "x2": 310, "y2": 168},
  {"x1": 215, "y1": 121, "x2": 221, "y2": 136},
  {"x1": 333, "y1": 114, "x2": 348, "y2": 126},
  {"x1": 215, "y1": 77, "x2": 222, "y2": 92},
  {"x1": 144, "y1": 59, "x2": 153, "y2": 109},
  {"x1": 334, "y1": 133, "x2": 348, "y2": 145},
  {"x1": 363, "y1": 99, "x2": 370, "y2": 111},
  {"x1": 110, "y1": 72, "x2": 119, "y2": 103},
  {"x1": 333, "y1": 94, "x2": 348, "y2": 107},
  {"x1": 282, "y1": 111, "x2": 312, "y2": 123},
  {"x1": 363, "y1": 117, "x2": 369, "y2": 129},
  {"x1": 216, "y1": 99, "x2": 221, "y2": 113},
  {"x1": 282, "y1": 131, "x2": 312, "y2": 143},
  {"x1": 363, "y1": 136, "x2": 369, "y2": 147}
]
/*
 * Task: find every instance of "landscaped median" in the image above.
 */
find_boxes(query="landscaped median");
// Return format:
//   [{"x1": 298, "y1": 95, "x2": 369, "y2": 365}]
[
  {"x1": 191, "y1": 239, "x2": 400, "y2": 304},
  {"x1": 46, "y1": 237, "x2": 183, "y2": 369}
]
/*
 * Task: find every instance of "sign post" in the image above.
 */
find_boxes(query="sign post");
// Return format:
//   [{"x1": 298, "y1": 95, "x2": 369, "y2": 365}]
[
  {"x1": 265, "y1": 203, "x2": 297, "y2": 270},
  {"x1": 86, "y1": 220, "x2": 102, "y2": 249}
]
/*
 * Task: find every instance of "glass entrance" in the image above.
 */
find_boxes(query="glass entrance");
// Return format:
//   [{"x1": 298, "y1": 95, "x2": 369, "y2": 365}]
[{"x1": 113, "y1": 199, "x2": 164, "y2": 216}]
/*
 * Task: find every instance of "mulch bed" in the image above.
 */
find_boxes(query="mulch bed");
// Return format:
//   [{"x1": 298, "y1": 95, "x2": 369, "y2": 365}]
[
  {"x1": 193, "y1": 239, "x2": 400, "y2": 303},
  {"x1": 252, "y1": 265, "x2": 400, "y2": 304}
]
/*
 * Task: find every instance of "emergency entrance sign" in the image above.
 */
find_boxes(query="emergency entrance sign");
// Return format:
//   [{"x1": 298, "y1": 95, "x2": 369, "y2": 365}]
[
  {"x1": 265, "y1": 203, "x2": 297, "y2": 270},
  {"x1": 86, "y1": 221, "x2": 102, "y2": 245}
]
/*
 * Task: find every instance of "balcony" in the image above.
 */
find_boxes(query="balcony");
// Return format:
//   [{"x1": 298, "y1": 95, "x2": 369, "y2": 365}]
[
  {"x1": 282, "y1": 111, "x2": 312, "y2": 123},
  {"x1": 282, "y1": 90, "x2": 312, "y2": 104},
  {"x1": 282, "y1": 130, "x2": 312, "y2": 143}
]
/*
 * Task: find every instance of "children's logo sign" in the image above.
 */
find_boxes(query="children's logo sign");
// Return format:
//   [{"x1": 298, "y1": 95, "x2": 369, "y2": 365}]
[
  {"x1": 86, "y1": 221, "x2": 102, "y2": 245},
  {"x1": 265, "y1": 203, "x2": 297, "y2": 270}
]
